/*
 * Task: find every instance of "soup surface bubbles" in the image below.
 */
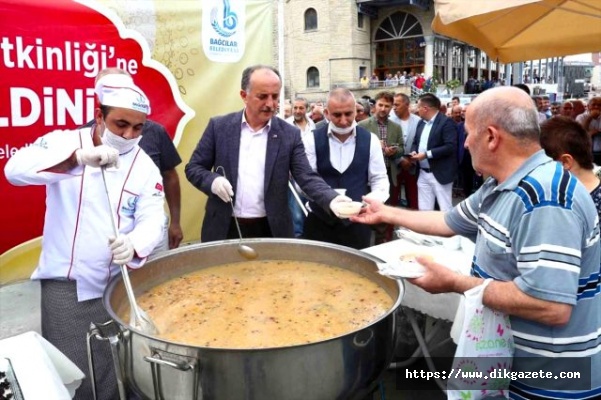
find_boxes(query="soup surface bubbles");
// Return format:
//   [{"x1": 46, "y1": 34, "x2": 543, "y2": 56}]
[{"x1": 131, "y1": 260, "x2": 393, "y2": 348}]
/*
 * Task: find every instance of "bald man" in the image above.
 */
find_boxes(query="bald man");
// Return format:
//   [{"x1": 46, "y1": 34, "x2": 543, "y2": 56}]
[
  {"x1": 352, "y1": 86, "x2": 601, "y2": 399},
  {"x1": 302, "y1": 88, "x2": 389, "y2": 249}
]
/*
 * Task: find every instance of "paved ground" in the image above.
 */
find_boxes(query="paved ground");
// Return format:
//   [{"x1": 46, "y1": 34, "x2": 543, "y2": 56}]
[
  {"x1": 371, "y1": 312, "x2": 455, "y2": 400},
  {"x1": 0, "y1": 280, "x2": 41, "y2": 339}
]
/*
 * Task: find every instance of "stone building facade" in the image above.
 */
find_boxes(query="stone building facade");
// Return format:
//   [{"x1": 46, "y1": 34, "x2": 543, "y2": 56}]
[
  {"x1": 277, "y1": 0, "x2": 375, "y2": 102},
  {"x1": 274, "y1": 0, "x2": 515, "y2": 103}
]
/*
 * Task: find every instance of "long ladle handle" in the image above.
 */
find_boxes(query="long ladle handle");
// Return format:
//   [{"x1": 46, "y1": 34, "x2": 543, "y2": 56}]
[
  {"x1": 119, "y1": 265, "x2": 143, "y2": 324},
  {"x1": 288, "y1": 180, "x2": 308, "y2": 217},
  {"x1": 100, "y1": 167, "x2": 119, "y2": 237},
  {"x1": 215, "y1": 166, "x2": 244, "y2": 242},
  {"x1": 228, "y1": 198, "x2": 244, "y2": 241},
  {"x1": 100, "y1": 167, "x2": 143, "y2": 323}
]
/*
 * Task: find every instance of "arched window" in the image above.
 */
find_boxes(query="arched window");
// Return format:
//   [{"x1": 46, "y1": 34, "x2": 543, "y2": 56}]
[
  {"x1": 374, "y1": 12, "x2": 425, "y2": 77},
  {"x1": 375, "y1": 12, "x2": 423, "y2": 41},
  {"x1": 307, "y1": 67, "x2": 320, "y2": 88},
  {"x1": 304, "y1": 8, "x2": 317, "y2": 31}
]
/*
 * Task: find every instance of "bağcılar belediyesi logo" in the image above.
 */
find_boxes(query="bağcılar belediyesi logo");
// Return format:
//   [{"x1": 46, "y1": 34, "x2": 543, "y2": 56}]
[{"x1": 202, "y1": 0, "x2": 245, "y2": 63}]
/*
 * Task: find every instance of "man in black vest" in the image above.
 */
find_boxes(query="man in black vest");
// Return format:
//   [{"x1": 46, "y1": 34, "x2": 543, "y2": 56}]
[{"x1": 302, "y1": 88, "x2": 390, "y2": 249}]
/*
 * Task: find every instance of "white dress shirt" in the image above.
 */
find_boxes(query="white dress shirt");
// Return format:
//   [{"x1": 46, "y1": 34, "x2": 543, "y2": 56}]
[
  {"x1": 389, "y1": 112, "x2": 410, "y2": 146},
  {"x1": 302, "y1": 128, "x2": 389, "y2": 202},
  {"x1": 285, "y1": 116, "x2": 315, "y2": 141},
  {"x1": 418, "y1": 112, "x2": 438, "y2": 169},
  {"x1": 234, "y1": 112, "x2": 269, "y2": 218}
]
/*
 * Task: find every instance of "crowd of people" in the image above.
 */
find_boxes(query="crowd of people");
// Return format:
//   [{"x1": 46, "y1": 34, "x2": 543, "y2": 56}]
[
  {"x1": 361, "y1": 70, "x2": 430, "y2": 90},
  {"x1": 364, "y1": 71, "x2": 506, "y2": 95},
  {"x1": 4, "y1": 64, "x2": 600, "y2": 399}
]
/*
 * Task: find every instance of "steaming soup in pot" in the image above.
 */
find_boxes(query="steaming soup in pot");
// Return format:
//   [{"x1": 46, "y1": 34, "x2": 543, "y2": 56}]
[{"x1": 130, "y1": 260, "x2": 393, "y2": 349}]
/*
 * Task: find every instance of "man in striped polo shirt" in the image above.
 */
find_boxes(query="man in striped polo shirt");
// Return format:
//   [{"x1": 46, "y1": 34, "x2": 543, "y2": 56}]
[{"x1": 353, "y1": 86, "x2": 600, "y2": 399}]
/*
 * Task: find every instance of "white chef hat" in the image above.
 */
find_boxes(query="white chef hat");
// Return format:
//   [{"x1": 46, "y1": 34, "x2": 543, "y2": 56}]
[{"x1": 94, "y1": 74, "x2": 151, "y2": 115}]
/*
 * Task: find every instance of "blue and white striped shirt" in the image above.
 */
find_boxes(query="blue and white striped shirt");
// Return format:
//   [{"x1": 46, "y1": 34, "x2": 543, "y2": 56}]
[{"x1": 446, "y1": 150, "x2": 601, "y2": 399}]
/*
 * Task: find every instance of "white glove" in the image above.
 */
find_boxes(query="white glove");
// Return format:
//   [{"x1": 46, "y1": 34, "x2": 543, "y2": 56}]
[
  {"x1": 211, "y1": 176, "x2": 234, "y2": 202},
  {"x1": 109, "y1": 235, "x2": 135, "y2": 265},
  {"x1": 329, "y1": 195, "x2": 353, "y2": 218},
  {"x1": 75, "y1": 145, "x2": 119, "y2": 169},
  {"x1": 364, "y1": 191, "x2": 389, "y2": 203}
]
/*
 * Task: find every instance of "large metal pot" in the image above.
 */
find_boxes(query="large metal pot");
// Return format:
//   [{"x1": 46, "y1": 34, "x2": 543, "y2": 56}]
[{"x1": 102, "y1": 239, "x2": 404, "y2": 400}]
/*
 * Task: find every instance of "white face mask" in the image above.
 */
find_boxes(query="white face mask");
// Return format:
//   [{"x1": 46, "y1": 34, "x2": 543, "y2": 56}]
[
  {"x1": 100, "y1": 125, "x2": 140, "y2": 155},
  {"x1": 329, "y1": 121, "x2": 356, "y2": 135}
]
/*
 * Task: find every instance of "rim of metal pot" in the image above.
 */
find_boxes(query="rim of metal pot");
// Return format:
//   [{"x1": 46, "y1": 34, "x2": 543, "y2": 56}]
[{"x1": 103, "y1": 238, "x2": 404, "y2": 351}]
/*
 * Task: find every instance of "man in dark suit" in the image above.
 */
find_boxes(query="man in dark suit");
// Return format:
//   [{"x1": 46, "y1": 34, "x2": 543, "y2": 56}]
[
  {"x1": 452, "y1": 104, "x2": 481, "y2": 197},
  {"x1": 409, "y1": 93, "x2": 458, "y2": 211},
  {"x1": 185, "y1": 65, "x2": 349, "y2": 242}
]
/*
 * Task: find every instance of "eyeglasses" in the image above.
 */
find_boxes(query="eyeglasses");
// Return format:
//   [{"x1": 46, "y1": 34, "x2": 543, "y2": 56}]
[{"x1": 356, "y1": 109, "x2": 365, "y2": 114}]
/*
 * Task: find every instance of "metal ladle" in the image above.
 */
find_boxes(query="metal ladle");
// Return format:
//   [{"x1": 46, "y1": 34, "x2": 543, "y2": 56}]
[
  {"x1": 101, "y1": 167, "x2": 159, "y2": 335},
  {"x1": 215, "y1": 166, "x2": 259, "y2": 260}
]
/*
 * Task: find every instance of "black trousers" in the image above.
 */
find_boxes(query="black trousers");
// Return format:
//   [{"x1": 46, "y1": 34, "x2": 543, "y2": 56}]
[
  {"x1": 459, "y1": 149, "x2": 487, "y2": 198},
  {"x1": 372, "y1": 168, "x2": 397, "y2": 244},
  {"x1": 41, "y1": 280, "x2": 118, "y2": 400},
  {"x1": 227, "y1": 217, "x2": 272, "y2": 239},
  {"x1": 304, "y1": 213, "x2": 372, "y2": 250}
]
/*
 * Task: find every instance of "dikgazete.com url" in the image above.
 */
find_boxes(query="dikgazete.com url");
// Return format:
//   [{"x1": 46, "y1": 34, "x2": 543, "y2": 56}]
[{"x1": 405, "y1": 368, "x2": 582, "y2": 381}]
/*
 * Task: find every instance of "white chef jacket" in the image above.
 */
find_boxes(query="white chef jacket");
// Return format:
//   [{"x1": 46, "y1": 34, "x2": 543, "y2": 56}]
[{"x1": 4, "y1": 127, "x2": 165, "y2": 301}]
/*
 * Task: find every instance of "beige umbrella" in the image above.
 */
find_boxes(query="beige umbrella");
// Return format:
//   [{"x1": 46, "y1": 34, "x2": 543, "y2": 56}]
[{"x1": 432, "y1": 0, "x2": 601, "y2": 63}]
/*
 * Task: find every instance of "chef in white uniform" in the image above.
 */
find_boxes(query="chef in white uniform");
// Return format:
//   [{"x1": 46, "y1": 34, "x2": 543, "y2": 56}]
[{"x1": 4, "y1": 73, "x2": 165, "y2": 400}]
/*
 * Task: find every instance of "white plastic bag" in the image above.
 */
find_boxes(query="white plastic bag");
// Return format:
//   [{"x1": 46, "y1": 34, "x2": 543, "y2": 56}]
[{"x1": 447, "y1": 279, "x2": 514, "y2": 399}]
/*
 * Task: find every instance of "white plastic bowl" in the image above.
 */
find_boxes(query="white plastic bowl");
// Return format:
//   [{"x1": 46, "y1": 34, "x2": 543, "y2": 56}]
[{"x1": 336, "y1": 201, "x2": 364, "y2": 218}]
